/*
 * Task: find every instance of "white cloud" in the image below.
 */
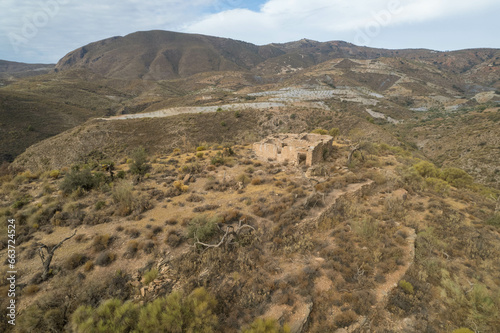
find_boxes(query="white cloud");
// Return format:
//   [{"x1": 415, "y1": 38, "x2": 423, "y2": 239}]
[
  {"x1": 0, "y1": 0, "x2": 216, "y2": 62},
  {"x1": 0, "y1": 0, "x2": 498, "y2": 63},
  {"x1": 184, "y1": 0, "x2": 499, "y2": 44}
]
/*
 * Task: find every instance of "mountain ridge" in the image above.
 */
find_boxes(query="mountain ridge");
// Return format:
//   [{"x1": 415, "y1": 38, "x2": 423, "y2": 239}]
[{"x1": 53, "y1": 30, "x2": 500, "y2": 83}]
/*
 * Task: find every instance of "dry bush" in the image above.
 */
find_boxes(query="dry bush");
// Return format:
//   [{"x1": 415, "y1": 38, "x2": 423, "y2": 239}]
[
  {"x1": 166, "y1": 229, "x2": 184, "y2": 248},
  {"x1": 92, "y1": 234, "x2": 113, "y2": 252},
  {"x1": 186, "y1": 193, "x2": 204, "y2": 202},
  {"x1": 165, "y1": 218, "x2": 178, "y2": 226},
  {"x1": 83, "y1": 211, "x2": 111, "y2": 225},
  {"x1": 237, "y1": 173, "x2": 251, "y2": 185},
  {"x1": 124, "y1": 240, "x2": 141, "y2": 258},
  {"x1": 222, "y1": 209, "x2": 241, "y2": 223},
  {"x1": 193, "y1": 204, "x2": 219, "y2": 213},
  {"x1": 125, "y1": 228, "x2": 141, "y2": 238},
  {"x1": 204, "y1": 178, "x2": 237, "y2": 192},
  {"x1": 250, "y1": 177, "x2": 263, "y2": 185},
  {"x1": 151, "y1": 226, "x2": 163, "y2": 235},
  {"x1": 111, "y1": 181, "x2": 153, "y2": 217},
  {"x1": 142, "y1": 241, "x2": 155, "y2": 254},
  {"x1": 64, "y1": 253, "x2": 89, "y2": 270},
  {"x1": 23, "y1": 284, "x2": 40, "y2": 296},
  {"x1": 351, "y1": 290, "x2": 376, "y2": 315},
  {"x1": 334, "y1": 310, "x2": 357, "y2": 328},
  {"x1": 84, "y1": 261, "x2": 94, "y2": 272},
  {"x1": 95, "y1": 251, "x2": 115, "y2": 266}
]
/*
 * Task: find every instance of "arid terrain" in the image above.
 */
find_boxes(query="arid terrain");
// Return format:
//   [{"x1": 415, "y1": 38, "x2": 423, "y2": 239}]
[{"x1": 0, "y1": 30, "x2": 499, "y2": 332}]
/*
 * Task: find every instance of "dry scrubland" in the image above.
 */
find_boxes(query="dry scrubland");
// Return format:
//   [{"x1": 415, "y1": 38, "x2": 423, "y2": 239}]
[{"x1": 0, "y1": 137, "x2": 499, "y2": 333}]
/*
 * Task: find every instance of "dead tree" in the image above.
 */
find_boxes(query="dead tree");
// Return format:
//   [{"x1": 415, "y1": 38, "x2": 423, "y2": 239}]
[
  {"x1": 347, "y1": 144, "x2": 365, "y2": 165},
  {"x1": 38, "y1": 230, "x2": 77, "y2": 281},
  {"x1": 193, "y1": 220, "x2": 255, "y2": 250}
]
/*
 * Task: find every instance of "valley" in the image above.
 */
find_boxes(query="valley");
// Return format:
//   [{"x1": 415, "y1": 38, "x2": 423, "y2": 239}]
[{"x1": 0, "y1": 30, "x2": 499, "y2": 332}]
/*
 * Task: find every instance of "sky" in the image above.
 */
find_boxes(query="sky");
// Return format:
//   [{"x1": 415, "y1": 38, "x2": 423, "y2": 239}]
[{"x1": 1, "y1": 0, "x2": 499, "y2": 64}]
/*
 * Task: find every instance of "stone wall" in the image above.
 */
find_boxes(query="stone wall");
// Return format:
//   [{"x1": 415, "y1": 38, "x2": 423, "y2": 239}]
[{"x1": 253, "y1": 133, "x2": 334, "y2": 166}]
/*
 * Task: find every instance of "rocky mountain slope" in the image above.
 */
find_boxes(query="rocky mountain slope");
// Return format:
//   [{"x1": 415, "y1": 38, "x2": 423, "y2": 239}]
[{"x1": 1, "y1": 30, "x2": 500, "y2": 333}]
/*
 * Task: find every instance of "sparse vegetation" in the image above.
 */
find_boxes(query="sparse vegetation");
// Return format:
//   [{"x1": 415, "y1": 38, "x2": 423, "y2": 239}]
[
  {"x1": 129, "y1": 147, "x2": 151, "y2": 177},
  {"x1": 3, "y1": 45, "x2": 500, "y2": 333},
  {"x1": 60, "y1": 167, "x2": 99, "y2": 194}
]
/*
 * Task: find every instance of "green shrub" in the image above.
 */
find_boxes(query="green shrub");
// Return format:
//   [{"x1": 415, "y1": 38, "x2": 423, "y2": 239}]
[
  {"x1": 71, "y1": 288, "x2": 218, "y2": 333},
  {"x1": 441, "y1": 167, "x2": 473, "y2": 188},
  {"x1": 137, "y1": 288, "x2": 217, "y2": 333},
  {"x1": 486, "y1": 214, "x2": 500, "y2": 228},
  {"x1": 425, "y1": 177, "x2": 450, "y2": 194},
  {"x1": 129, "y1": 147, "x2": 151, "y2": 176},
  {"x1": 328, "y1": 127, "x2": 340, "y2": 137},
  {"x1": 237, "y1": 173, "x2": 251, "y2": 185},
  {"x1": 95, "y1": 201, "x2": 106, "y2": 211},
  {"x1": 12, "y1": 194, "x2": 32, "y2": 209},
  {"x1": 413, "y1": 161, "x2": 440, "y2": 178},
  {"x1": 402, "y1": 167, "x2": 424, "y2": 190},
  {"x1": 211, "y1": 152, "x2": 225, "y2": 166},
  {"x1": 311, "y1": 128, "x2": 328, "y2": 135},
  {"x1": 452, "y1": 328, "x2": 474, "y2": 333},
  {"x1": 17, "y1": 305, "x2": 66, "y2": 333},
  {"x1": 179, "y1": 162, "x2": 202, "y2": 175},
  {"x1": 143, "y1": 268, "x2": 158, "y2": 285},
  {"x1": 71, "y1": 299, "x2": 139, "y2": 333},
  {"x1": 60, "y1": 168, "x2": 98, "y2": 194},
  {"x1": 187, "y1": 215, "x2": 221, "y2": 242},
  {"x1": 196, "y1": 146, "x2": 206, "y2": 151},
  {"x1": 242, "y1": 318, "x2": 290, "y2": 333},
  {"x1": 49, "y1": 170, "x2": 60, "y2": 179},
  {"x1": 137, "y1": 293, "x2": 184, "y2": 333},
  {"x1": 398, "y1": 279, "x2": 414, "y2": 294}
]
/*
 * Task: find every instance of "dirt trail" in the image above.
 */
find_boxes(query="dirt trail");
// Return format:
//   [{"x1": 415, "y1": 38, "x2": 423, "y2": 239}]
[
  {"x1": 101, "y1": 102, "x2": 285, "y2": 120},
  {"x1": 375, "y1": 227, "x2": 416, "y2": 302}
]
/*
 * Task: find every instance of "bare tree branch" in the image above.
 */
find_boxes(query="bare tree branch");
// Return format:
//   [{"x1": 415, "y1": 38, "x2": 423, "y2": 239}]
[
  {"x1": 38, "y1": 230, "x2": 77, "y2": 281},
  {"x1": 193, "y1": 221, "x2": 254, "y2": 249}
]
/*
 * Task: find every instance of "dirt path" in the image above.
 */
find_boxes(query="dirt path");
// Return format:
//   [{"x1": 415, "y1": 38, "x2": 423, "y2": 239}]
[
  {"x1": 101, "y1": 102, "x2": 286, "y2": 120},
  {"x1": 375, "y1": 227, "x2": 416, "y2": 302}
]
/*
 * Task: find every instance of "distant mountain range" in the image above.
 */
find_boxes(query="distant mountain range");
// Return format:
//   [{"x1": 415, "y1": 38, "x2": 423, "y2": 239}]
[
  {"x1": 53, "y1": 30, "x2": 500, "y2": 85},
  {"x1": 0, "y1": 60, "x2": 54, "y2": 84}
]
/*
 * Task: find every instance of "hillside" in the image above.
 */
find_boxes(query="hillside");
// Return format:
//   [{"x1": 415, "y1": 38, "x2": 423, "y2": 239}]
[
  {"x1": 1, "y1": 30, "x2": 498, "y2": 166},
  {"x1": 1, "y1": 134, "x2": 499, "y2": 332},
  {"x1": 1, "y1": 30, "x2": 500, "y2": 333},
  {"x1": 55, "y1": 30, "x2": 284, "y2": 80}
]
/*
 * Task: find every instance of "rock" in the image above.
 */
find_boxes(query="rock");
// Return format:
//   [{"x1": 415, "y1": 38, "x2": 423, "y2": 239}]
[
  {"x1": 289, "y1": 302, "x2": 313, "y2": 333},
  {"x1": 183, "y1": 173, "x2": 192, "y2": 184},
  {"x1": 140, "y1": 287, "x2": 146, "y2": 297}
]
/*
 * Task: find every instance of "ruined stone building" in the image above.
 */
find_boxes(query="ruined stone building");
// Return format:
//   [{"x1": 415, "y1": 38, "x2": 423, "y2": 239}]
[{"x1": 253, "y1": 133, "x2": 334, "y2": 166}]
